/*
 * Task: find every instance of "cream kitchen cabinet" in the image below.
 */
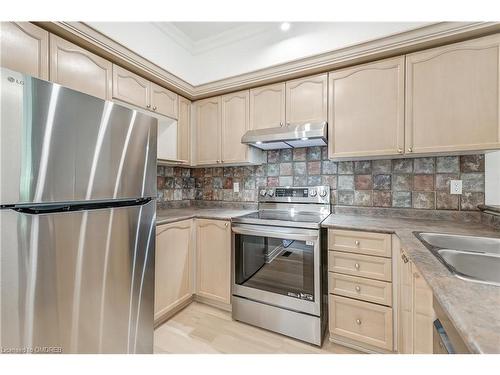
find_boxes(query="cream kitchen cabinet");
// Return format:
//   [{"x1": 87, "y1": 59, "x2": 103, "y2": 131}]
[
  {"x1": 195, "y1": 96, "x2": 222, "y2": 165},
  {"x1": 112, "y1": 64, "x2": 178, "y2": 119},
  {"x1": 249, "y1": 82, "x2": 286, "y2": 130},
  {"x1": 285, "y1": 73, "x2": 328, "y2": 125},
  {"x1": 155, "y1": 220, "x2": 194, "y2": 323},
  {"x1": 328, "y1": 56, "x2": 405, "y2": 159},
  {"x1": 151, "y1": 82, "x2": 178, "y2": 119},
  {"x1": 195, "y1": 219, "x2": 231, "y2": 306},
  {"x1": 0, "y1": 22, "x2": 49, "y2": 80},
  {"x1": 112, "y1": 64, "x2": 150, "y2": 108},
  {"x1": 177, "y1": 96, "x2": 192, "y2": 165},
  {"x1": 195, "y1": 93, "x2": 264, "y2": 166},
  {"x1": 50, "y1": 34, "x2": 112, "y2": 100},
  {"x1": 405, "y1": 34, "x2": 500, "y2": 154},
  {"x1": 397, "y1": 248, "x2": 436, "y2": 354}
]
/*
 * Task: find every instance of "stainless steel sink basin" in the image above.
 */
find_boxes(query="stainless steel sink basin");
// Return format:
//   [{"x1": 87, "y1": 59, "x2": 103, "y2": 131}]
[
  {"x1": 418, "y1": 232, "x2": 500, "y2": 255},
  {"x1": 415, "y1": 232, "x2": 500, "y2": 286},
  {"x1": 437, "y1": 249, "x2": 500, "y2": 284}
]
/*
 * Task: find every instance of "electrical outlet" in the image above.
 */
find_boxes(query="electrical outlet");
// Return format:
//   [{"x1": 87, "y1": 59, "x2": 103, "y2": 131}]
[
  {"x1": 233, "y1": 182, "x2": 240, "y2": 193},
  {"x1": 450, "y1": 180, "x2": 463, "y2": 195}
]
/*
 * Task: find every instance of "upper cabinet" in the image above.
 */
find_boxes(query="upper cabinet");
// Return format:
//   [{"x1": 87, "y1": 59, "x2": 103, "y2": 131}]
[
  {"x1": 221, "y1": 90, "x2": 250, "y2": 164},
  {"x1": 286, "y1": 73, "x2": 328, "y2": 124},
  {"x1": 249, "y1": 82, "x2": 286, "y2": 130},
  {"x1": 50, "y1": 34, "x2": 112, "y2": 100},
  {"x1": 112, "y1": 64, "x2": 150, "y2": 108},
  {"x1": 151, "y1": 83, "x2": 178, "y2": 119},
  {"x1": 328, "y1": 57, "x2": 405, "y2": 159},
  {"x1": 0, "y1": 22, "x2": 49, "y2": 79},
  {"x1": 405, "y1": 34, "x2": 500, "y2": 154},
  {"x1": 112, "y1": 64, "x2": 178, "y2": 119},
  {"x1": 196, "y1": 96, "x2": 221, "y2": 165},
  {"x1": 177, "y1": 96, "x2": 191, "y2": 165}
]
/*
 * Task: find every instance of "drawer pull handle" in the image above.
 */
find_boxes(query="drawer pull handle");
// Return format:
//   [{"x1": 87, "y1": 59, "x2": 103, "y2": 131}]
[
  {"x1": 356, "y1": 319, "x2": 362, "y2": 325},
  {"x1": 355, "y1": 286, "x2": 361, "y2": 292},
  {"x1": 355, "y1": 240, "x2": 360, "y2": 246},
  {"x1": 354, "y1": 263, "x2": 360, "y2": 270}
]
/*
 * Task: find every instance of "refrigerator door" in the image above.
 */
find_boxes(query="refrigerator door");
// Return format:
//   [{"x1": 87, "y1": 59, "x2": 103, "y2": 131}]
[
  {"x1": 0, "y1": 200, "x2": 155, "y2": 354},
  {"x1": 0, "y1": 68, "x2": 157, "y2": 205}
]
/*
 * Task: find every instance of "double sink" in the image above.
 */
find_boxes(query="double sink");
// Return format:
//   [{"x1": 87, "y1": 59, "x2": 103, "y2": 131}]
[{"x1": 415, "y1": 232, "x2": 500, "y2": 286}]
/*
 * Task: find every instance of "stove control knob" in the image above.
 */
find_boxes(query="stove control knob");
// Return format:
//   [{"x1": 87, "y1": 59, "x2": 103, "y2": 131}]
[
  {"x1": 259, "y1": 189, "x2": 267, "y2": 197},
  {"x1": 319, "y1": 188, "x2": 328, "y2": 197},
  {"x1": 267, "y1": 189, "x2": 275, "y2": 197},
  {"x1": 309, "y1": 189, "x2": 317, "y2": 197}
]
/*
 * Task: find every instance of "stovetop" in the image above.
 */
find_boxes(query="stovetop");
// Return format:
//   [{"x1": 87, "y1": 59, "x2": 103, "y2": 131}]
[{"x1": 232, "y1": 186, "x2": 331, "y2": 229}]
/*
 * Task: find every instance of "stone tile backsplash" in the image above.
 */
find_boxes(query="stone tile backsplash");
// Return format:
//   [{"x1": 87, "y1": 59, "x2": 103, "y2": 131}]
[{"x1": 157, "y1": 146, "x2": 486, "y2": 211}]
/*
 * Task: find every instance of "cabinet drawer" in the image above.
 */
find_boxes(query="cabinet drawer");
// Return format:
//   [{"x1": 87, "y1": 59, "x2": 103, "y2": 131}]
[
  {"x1": 329, "y1": 272, "x2": 392, "y2": 306},
  {"x1": 329, "y1": 295, "x2": 393, "y2": 351},
  {"x1": 328, "y1": 251, "x2": 392, "y2": 281},
  {"x1": 328, "y1": 229, "x2": 391, "y2": 258}
]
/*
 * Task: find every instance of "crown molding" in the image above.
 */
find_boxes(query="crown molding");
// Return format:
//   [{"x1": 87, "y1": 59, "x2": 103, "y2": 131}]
[
  {"x1": 34, "y1": 21, "x2": 500, "y2": 101},
  {"x1": 152, "y1": 22, "x2": 195, "y2": 53}
]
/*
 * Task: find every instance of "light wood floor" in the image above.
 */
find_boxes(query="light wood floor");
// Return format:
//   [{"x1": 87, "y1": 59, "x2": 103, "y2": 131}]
[{"x1": 154, "y1": 302, "x2": 361, "y2": 354}]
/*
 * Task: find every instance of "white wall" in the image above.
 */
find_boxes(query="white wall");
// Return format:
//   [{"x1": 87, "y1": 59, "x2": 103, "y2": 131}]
[{"x1": 485, "y1": 151, "x2": 500, "y2": 205}]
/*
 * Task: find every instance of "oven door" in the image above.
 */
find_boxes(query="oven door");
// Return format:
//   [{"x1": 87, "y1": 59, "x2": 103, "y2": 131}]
[{"x1": 232, "y1": 223, "x2": 321, "y2": 316}]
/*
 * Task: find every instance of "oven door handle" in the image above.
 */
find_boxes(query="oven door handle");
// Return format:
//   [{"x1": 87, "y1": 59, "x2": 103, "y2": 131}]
[{"x1": 232, "y1": 226, "x2": 318, "y2": 242}]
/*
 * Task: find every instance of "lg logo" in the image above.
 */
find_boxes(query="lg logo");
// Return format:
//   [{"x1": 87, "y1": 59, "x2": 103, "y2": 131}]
[{"x1": 7, "y1": 76, "x2": 24, "y2": 85}]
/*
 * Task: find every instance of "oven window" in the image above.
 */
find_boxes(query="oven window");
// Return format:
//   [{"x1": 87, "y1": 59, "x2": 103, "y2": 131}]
[{"x1": 234, "y1": 233, "x2": 315, "y2": 301}]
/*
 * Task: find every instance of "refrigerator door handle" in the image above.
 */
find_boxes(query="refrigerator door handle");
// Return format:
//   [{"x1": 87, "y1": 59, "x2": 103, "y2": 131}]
[{"x1": 9, "y1": 197, "x2": 153, "y2": 214}]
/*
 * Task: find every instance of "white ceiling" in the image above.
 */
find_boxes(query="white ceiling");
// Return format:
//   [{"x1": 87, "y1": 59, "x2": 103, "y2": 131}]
[{"x1": 88, "y1": 22, "x2": 429, "y2": 86}]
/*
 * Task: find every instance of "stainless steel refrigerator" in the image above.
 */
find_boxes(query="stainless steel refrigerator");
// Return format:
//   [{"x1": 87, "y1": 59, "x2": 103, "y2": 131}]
[{"x1": 0, "y1": 68, "x2": 157, "y2": 354}]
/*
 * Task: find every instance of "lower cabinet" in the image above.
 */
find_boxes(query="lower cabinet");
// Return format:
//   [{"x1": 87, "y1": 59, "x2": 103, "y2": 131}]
[
  {"x1": 328, "y1": 229, "x2": 395, "y2": 352},
  {"x1": 397, "y1": 248, "x2": 436, "y2": 354},
  {"x1": 195, "y1": 219, "x2": 232, "y2": 305},
  {"x1": 154, "y1": 219, "x2": 194, "y2": 323}
]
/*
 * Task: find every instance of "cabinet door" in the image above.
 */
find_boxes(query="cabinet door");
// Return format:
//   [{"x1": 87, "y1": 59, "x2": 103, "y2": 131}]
[
  {"x1": 405, "y1": 34, "x2": 500, "y2": 154},
  {"x1": 398, "y1": 249, "x2": 413, "y2": 354},
  {"x1": 412, "y1": 267, "x2": 436, "y2": 354},
  {"x1": 50, "y1": 34, "x2": 112, "y2": 100},
  {"x1": 286, "y1": 73, "x2": 327, "y2": 124},
  {"x1": 112, "y1": 64, "x2": 150, "y2": 108},
  {"x1": 155, "y1": 220, "x2": 193, "y2": 321},
  {"x1": 221, "y1": 90, "x2": 249, "y2": 164},
  {"x1": 328, "y1": 56, "x2": 405, "y2": 159},
  {"x1": 0, "y1": 22, "x2": 48, "y2": 79},
  {"x1": 195, "y1": 219, "x2": 231, "y2": 304},
  {"x1": 151, "y1": 82, "x2": 178, "y2": 119},
  {"x1": 249, "y1": 82, "x2": 285, "y2": 130},
  {"x1": 196, "y1": 96, "x2": 221, "y2": 165},
  {"x1": 177, "y1": 96, "x2": 191, "y2": 165}
]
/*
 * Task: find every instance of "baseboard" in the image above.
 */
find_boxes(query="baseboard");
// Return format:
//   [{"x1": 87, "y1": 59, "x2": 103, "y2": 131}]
[
  {"x1": 194, "y1": 295, "x2": 232, "y2": 312},
  {"x1": 154, "y1": 296, "x2": 194, "y2": 328}
]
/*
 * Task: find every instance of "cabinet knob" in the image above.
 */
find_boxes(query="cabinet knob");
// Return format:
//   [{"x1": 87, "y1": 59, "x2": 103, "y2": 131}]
[
  {"x1": 354, "y1": 263, "x2": 360, "y2": 270},
  {"x1": 407, "y1": 147, "x2": 413, "y2": 153},
  {"x1": 225, "y1": 222, "x2": 229, "y2": 227},
  {"x1": 286, "y1": 122, "x2": 290, "y2": 127},
  {"x1": 280, "y1": 122, "x2": 283, "y2": 127},
  {"x1": 355, "y1": 286, "x2": 361, "y2": 292},
  {"x1": 356, "y1": 319, "x2": 362, "y2": 325},
  {"x1": 153, "y1": 106, "x2": 157, "y2": 111},
  {"x1": 398, "y1": 148, "x2": 403, "y2": 154},
  {"x1": 146, "y1": 104, "x2": 151, "y2": 109},
  {"x1": 355, "y1": 240, "x2": 360, "y2": 246}
]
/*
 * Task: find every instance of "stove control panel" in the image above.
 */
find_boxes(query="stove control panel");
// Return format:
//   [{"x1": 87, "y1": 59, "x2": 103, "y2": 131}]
[{"x1": 258, "y1": 186, "x2": 330, "y2": 203}]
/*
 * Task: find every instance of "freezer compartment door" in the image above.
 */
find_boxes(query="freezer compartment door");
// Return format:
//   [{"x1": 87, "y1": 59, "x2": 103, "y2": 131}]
[
  {"x1": 0, "y1": 68, "x2": 157, "y2": 205},
  {"x1": 0, "y1": 200, "x2": 155, "y2": 353}
]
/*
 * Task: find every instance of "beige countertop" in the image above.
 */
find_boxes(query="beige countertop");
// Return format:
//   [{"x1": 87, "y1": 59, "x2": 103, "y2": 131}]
[
  {"x1": 156, "y1": 207, "x2": 256, "y2": 225},
  {"x1": 321, "y1": 214, "x2": 500, "y2": 354}
]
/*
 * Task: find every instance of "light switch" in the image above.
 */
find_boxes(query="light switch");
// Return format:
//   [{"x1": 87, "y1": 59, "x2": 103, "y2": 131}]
[
  {"x1": 233, "y1": 182, "x2": 240, "y2": 193},
  {"x1": 450, "y1": 180, "x2": 462, "y2": 195}
]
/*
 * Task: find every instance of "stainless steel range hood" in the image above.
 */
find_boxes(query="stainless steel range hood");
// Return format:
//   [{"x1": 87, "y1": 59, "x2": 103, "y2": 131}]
[{"x1": 241, "y1": 121, "x2": 327, "y2": 150}]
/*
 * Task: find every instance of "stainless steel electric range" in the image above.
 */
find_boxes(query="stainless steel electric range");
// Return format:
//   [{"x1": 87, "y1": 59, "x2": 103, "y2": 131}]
[{"x1": 231, "y1": 186, "x2": 331, "y2": 346}]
